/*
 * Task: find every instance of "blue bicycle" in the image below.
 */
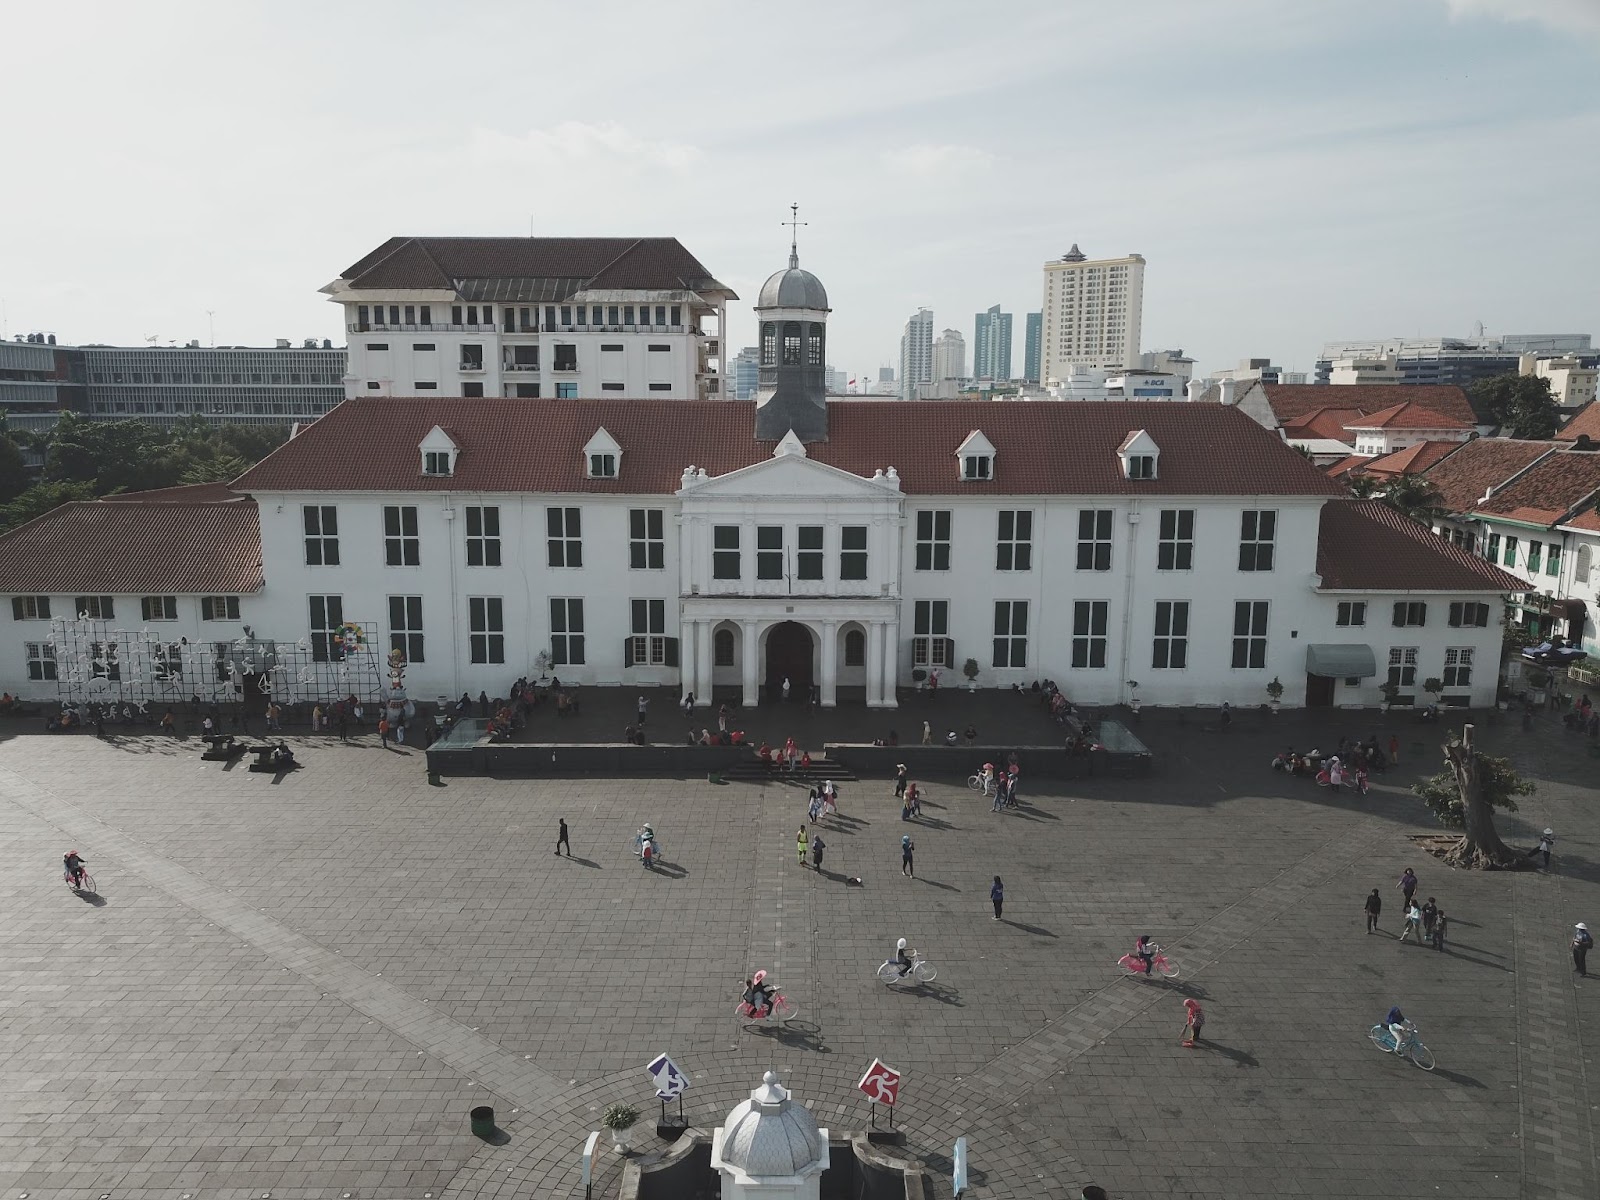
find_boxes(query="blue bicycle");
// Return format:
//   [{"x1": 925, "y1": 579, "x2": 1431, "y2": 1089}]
[{"x1": 1368, "y1": 1020, "x2": 1435, "y2": 1071}]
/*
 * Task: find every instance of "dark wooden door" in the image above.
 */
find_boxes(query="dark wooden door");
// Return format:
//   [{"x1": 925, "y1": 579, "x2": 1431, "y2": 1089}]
[
  {"x1": 765, "y1": 622, "x2": 814, "y2": 701},
  {"x1": 1306, "y1": 673, "x2": 1335, "y2": 708}
]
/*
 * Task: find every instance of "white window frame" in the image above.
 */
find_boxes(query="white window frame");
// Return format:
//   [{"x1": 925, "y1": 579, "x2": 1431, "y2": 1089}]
[
  {"x1": 384, "y1": 505, "x2": 420, "y2": 567},
  {"x1": 1238, "y1": 510, "x2": 1276, "y2": 572},
  {"x1": 1443, "y1": 646, "x2": 1473, "y2": 689},
  {"x1": 201, "y1": 596, "x2": 241, "y2": 621},
  {"x1": 1156, "y1": 509, "x2": 1193, "y2": 571},
  {"x1": 1152, "y1": 600, "x2": 1188, "y2": 669},
  {"x1": 912, "y1": 600, "x2": 950, "y2": 668},
  {"x1": 549, "y1": 597, "x2": 584, "y2": 665},
  {"x1": 1071, "y1": 599, "x2": 1107, "y2": 668},
  {"x1": 993, "y1": 600, "x2": 1029, "y2": 668},
  {"x1": 915, "y1": 510, "x2": 952, "y2": 572},
  {"x1": 630, "y1": 599, "x2": 667, "y2": 666},
  {"x1": 840, "y1": 526, "x2": 868, "y2": 580},
  {"x1": 465, "y1": 506, "x2": 501, "y2": 567},
  {"x1": 547, "y1": 507, "x2": 583, "y2": 568},
  {"x1": 1232, "y1": 600, "x2": 1269, "y2": 669},
  {"x1": 996, "y1": 510, "x2": 1033, "y2": 571},
  {"x1": 11, "y1": 596, "x2": 50, "y2": 620},
  {"x1": 309, "y1": 595, "x2": 344, "y2": 662},
  {"x1": 140, "y1": 596, "x2": 177, "y2": 622},
  {"x1": 713, "y1": 525, "x2": 741, "y2": 580},
  {"x1": 1336, "y1": 601, "x2": 1366, "y2": 627},
  {"x1": 303, "y1": 506, "x2": 339, "y2": 566},
  {"x1": 1387, "y1": 645, "x2": 1419, "y2": 688},
  {"x1": 25, "y1": 641, "x2": 57, "y2": 681},
  {"x1": 629, "y1": 509, "x2": 665, "y2": 570}
]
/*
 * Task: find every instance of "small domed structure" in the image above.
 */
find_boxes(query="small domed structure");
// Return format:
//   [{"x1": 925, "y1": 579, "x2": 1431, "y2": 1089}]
[
  {"x1": 711, "y1": 1071, "x2": 830, "y2": 1197},
  {"x1": 758, "y1": 250, "x2": 830, "y2": 311}
]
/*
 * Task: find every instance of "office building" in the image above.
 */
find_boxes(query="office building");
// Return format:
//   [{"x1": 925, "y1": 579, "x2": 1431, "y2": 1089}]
[
  {"x1": 730, "y1": 346, "x2": 760, "y2": 401},
  {"x1": 898, "y1": 308, "x2": 933, "y2": 400},
  {"x1": 973, "y1": 305, "x2": 1012, "y2": 381},
  {"x1": 1315, "y1": 334, "x2": 1595, "y2": 388},
  {"x1": 933, "y1": 329, "x2": 966, "y2": 381},
  {"x1": 1039, "y1": 245, "x2": 1145, "y2": 380},
  {"x1": 1023, "y1": 312, "x2": 1042, "y2": 383}
]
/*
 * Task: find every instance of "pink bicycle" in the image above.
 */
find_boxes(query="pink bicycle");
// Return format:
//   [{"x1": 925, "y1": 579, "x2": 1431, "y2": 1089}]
[
  {"x1": 1117, "y1": 946, "x2": 1179, "y2": 978},
  {"x1": 736, "y1": 971, "x2": 798, "y2": 1023}
]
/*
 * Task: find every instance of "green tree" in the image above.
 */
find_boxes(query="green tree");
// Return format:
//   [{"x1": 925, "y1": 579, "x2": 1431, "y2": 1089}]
[
  {"x1": 1469, "y1": 373, "x2": 1558, "y2": 439},
  {"x1": 0, "y1": 480, "x2": 97, "y2": 533},
  {"x1": 0, "y1": 433, "x2": 29, "y2": 502},
  {"x1": 1412, "y1": 726, "x2": 1535, "y2": 868},
  {"x1": 1380, "y1": 474, "x2": 1444, "y2": 523},
  {"x1": 1347, "y1": 473, "x2": 1379, "y2": 499}
]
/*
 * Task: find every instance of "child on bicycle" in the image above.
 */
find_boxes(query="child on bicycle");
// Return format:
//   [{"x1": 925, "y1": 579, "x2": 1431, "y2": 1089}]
[
  {"x1": 63, "y1": 850, "x2": 87, "y2": 888},
  {"x1": 1136, "y1": 935, "x2": 1157, "y2": 975},
  {"x1": 894, "y1": 937, "x2": 917, "y2": 978},
  {"x1": 1385, "y1": 1005, "x2": 1410, "y2": 1047}
]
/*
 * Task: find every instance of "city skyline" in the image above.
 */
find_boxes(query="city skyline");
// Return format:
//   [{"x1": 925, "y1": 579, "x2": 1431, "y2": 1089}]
[{"x1": 1, "y1": 0, "x2": 1597, "y2": 382}]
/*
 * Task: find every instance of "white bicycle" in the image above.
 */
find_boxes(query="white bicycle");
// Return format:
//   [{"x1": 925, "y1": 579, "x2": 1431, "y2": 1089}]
[{"x1": 877, "y1": 955, "x2": 937, "y2": 985}]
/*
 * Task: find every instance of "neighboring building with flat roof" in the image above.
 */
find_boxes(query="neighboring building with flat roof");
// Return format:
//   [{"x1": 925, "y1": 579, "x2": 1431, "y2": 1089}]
[{"x1": 1039, "y1": 245, "x2": 1145, "y2": 378}]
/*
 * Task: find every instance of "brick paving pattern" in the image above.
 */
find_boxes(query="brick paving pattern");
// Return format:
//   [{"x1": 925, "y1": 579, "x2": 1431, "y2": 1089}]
[{"x1": 0, "y1": 704, "x2": 1594, "y2": 1199}]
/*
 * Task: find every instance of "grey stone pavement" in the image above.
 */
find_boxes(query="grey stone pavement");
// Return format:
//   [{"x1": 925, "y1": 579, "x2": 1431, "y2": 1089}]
[{"x1": 0, "y1": 702, "x2": 1595, "y2": 1200}]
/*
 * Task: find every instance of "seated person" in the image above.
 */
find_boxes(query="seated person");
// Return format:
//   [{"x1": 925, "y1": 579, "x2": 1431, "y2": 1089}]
[
  {"x1": 757, "y1": 741, "x2": 772, "y2": 766},
  {"x1": 894, "y1": 938, "x2": 917, "y2": 978},
  {"x1": 963, "y1": 723, "x2": 978, "y2": 744},
  {"x1": 744, "y1": 970, "x2": 775, "y2": 1016},
  {"x1": 1135, "y1": 935, "x2": 1157, "y2": 974},
  {"x1": 1385, "y1": 1005, "x2": 1409, "y2": 1046},
  {"x1": 270, "y1": 741, "x2": 296, "y2": 766},
  {"x1": 63, "y1": 849, "x2": 88, "y2": 887},
  {"x1": 944, "y1": 729, "x2": 959, "y2": 746}
]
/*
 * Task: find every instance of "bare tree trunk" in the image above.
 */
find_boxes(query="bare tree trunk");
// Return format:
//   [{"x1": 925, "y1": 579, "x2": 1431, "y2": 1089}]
[{"x1": 1443, "y1": 725, "x2": 1519, "y2": 868}]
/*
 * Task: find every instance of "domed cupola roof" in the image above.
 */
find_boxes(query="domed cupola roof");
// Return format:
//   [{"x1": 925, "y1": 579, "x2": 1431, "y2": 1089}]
[
  {"x1": 715, "y1": 1072, "x2": 826, "y2": 1178},
  {"x1": 757, "y1": 248, "x2": 829, "y2": 311}
]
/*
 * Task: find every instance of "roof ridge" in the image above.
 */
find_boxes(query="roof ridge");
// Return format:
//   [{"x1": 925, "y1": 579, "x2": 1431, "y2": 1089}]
[
  {"x1": 413, "y1": 239, "x2": 453, "y2": 289},
  {"x1": 586, "y1": 238, "x2": 648, "y2": 286}
]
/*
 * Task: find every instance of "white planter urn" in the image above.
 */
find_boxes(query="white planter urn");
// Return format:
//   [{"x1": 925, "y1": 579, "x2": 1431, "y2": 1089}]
[{"x1": 610, "y1": 1125, "x2": 634, "y2": 1152}]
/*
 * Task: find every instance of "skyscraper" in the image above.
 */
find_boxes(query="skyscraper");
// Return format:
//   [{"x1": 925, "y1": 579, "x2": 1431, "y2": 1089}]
[
  {"x1": 973, "y1": 305, "x2": 1013, "y2": 380},
  {"x1": 1024, "y1": 312, "x2": 1042, "y2": 383},
  {"x1": 899, "y1": 308, "x2": 933, "y2": 400},
  {"x1": 730, "y1": 346, "x2": 760, "y2": 400},
  {"x1": 1039, "y1": 244, "x2": 1145, "y2": 381},
  {"x1": 933, "y1": 329, "x2": 966, "y2": 381}
]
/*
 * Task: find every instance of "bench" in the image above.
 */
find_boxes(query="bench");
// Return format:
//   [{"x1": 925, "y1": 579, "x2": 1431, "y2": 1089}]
[
  {"x1": 200, "y1": 735, "x2": 245, "y2": 762},
  {"x1": 247, "y1": 744, "x2": 297, "y2": 772}
]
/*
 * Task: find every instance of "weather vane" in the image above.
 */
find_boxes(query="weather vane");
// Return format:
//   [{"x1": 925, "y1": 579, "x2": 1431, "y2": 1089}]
[{"x1": 784, "y1": 202, "x2": 807, "y2": 265}]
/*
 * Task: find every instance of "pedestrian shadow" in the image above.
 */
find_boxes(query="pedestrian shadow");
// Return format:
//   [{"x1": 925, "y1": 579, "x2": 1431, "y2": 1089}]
[
  {"x1": 908, "y1": 981, "x2": 963, "y2": 1007},
  {"x1": 1008, "y1": 806, "x2": 1061, "y2": 822},
  {"x1": 755, "y1": 1022, "x2": 830, "y2": 1053},
  {"x1": 1430, "y1": 1066, "x2": 1487, "y2": 1089},
  {"x1": 1174, "y1": 980, "x2": 1210, "y2": 1000},
  {"x1": 917, "y1": 878, "x2": 961, "y2": 893},
  {"x1": 907, "y1": 815, "x2": 956, "y2": 831},
  {"x1": 827, "y1": 814, "x2": 869, "y2": 832},
  {"x1": 1191, "y1": 1040, "x2": 1258, "y2": 1068},
  {"x1": 563, "y1": 856, "x2": 602, "y2": 869},
  {"x1": 1426, "y1": 946, "x2": 1511, "y2": 973},
  {"x1": 648, "y1": 862, "x2": 690, "y2": 880},
  {"x1": 999, "y1": 919, "x2": 1057, "y2": 938}
]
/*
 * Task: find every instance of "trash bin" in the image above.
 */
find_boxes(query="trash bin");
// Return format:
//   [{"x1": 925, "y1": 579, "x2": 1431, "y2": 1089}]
[
  {"x1": 470, "y1": 1105, "x2": 496, "y2": 1138},
  {"x1": 708, "y1": 771, "x2": 722, "y2": 785}
]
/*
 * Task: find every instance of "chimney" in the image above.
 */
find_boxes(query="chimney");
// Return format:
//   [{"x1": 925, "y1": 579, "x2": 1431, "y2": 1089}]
[
  {"x1": 1219, "y1": 378, "x2": 1237, "y2": 405},
  {"x1": 1185, "y1": 379, "x2": 1204, "y2": 403}
]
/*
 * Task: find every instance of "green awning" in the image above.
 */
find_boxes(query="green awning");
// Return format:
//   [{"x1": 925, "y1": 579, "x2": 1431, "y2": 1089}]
[{"x1": 1306, "y1": 644, "x2": 1377, "y2": 678}]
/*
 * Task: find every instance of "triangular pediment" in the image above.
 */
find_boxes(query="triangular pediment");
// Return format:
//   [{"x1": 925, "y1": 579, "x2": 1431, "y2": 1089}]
[
  {"x1": 420, "y1": 425, "x2": 457, "y2": 452},
  {"x1": 681, "y1": 453, "x2": 896, "y2": 499}
]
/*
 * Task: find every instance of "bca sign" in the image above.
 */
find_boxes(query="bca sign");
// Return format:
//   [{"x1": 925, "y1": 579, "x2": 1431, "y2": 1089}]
[
  {"x1": 857, "y1": 1058, "x2": 902, "y2": 1106},
  {"x1": 647, "y1": 1053, "x2": 690, "y2": 1099}
]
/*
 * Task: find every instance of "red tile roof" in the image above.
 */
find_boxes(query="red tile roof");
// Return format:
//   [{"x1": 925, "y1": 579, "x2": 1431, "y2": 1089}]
[
  {"x1": 1282, "y1": 407, "x2": 1364, "y2": 442},
  {"x1": 1261, "y1": 384, "x2": 1478, "y2": 427},
  {"x1": 1556, "y1": 401, "x2": 1600, "y2": 442},
  {"x1": 1316, "y1": 501, "x2": 1522, "y2": 592},
  {"x1": 1341, "y1": 401, "x2": 1471, "y2": 431},
  {"x1": 99, "y1": 481, "x2": 244, "y2": 504},
  {"x1": 1469, "y1": 450, "x2": 1600, "y2": 526},
  {"x1": 1420, "y1": 438, "x2": 1555, "y2": 514},
  {"x1": 1325, "y1": 454, "x2": 1373, "y2": 479},
  {"x1": 0, "y1": 499, "x2": 262, "y2": 594},
  {"x1": 1353, "y1": 440, "x2": 1466, "y2": 478},
  {"x1": 231, "y1": 398, "x2": 1348, "y2": 498}
]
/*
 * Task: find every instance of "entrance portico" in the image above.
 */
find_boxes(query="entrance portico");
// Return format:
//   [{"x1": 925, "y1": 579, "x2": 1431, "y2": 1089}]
[{"x1": 680, "y1": 597, "x2": 900, "y2": 708}]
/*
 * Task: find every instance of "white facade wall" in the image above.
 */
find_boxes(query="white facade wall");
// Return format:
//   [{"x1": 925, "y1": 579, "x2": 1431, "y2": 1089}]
[{"x1": 1348, "y1": 425, "x2": 1472, "y2": 456}]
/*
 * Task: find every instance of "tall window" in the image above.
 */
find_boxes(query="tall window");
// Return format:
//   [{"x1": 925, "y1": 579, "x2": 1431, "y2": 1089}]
[
  {"x1": 75, "y1": 595, "x2": 114, "y2": 620},
  {"x1": 1448, "y1": 602, "x2": 1490, "y2": 627},
  {"x1": 913, "y1": 600, "x2": 950, "y2": 668},
  {"x1": 844, "y1": 628, "x2": 865, "y2": 666},
  {"x1": 797, "y1": 526, "x2": 824, "y2": 580},
  {"x1": 309, "y1": 595, "x2": 344, "y2": 662},
  {"x1": 549, "y1": 598, "x2": 584, "y2": 665},
  {"x1": 1529, "y1": 542, "x2": 1543, "y2": 573},
  {"x1": 1337, "y1": 601, "x2": 1367, "y2": 626},
  {"x1": 994, "y1": 601, "x2": 1029, "y2": 668},
  {"x1": 714, "y1": 628, "x2": 735, "y2": 666},
  {"x1": 1238, "y1": 511, "x2": 1276, "y2": 571},
  {"x1": 1503, "y1": 535, "x2": 1518, "y2": 568},
  {"x1": 1443, "y1": 647, "x2": 1474, "y2": 688},
  {"x1": 1547, "y1": 542, "x2": 1561, "y2": 577},
  {"x1": 1485, "y1": 532, "x2": 1500, "y2": 562},
  {"x1": 1157, "y1": 509, "x2": 1194, "y2": 570},
  {"x1": 547, "y1": 507, "x2": 582, "y2": 567},
  {"x1": 1387, "y1": 646, "x2": 1418, "y2": 688},
  {"x1": 25, "y1": 642, "x2": 57, "y2": 681},
  {"x1": 713, "y1": 525, "x2": 741, "y2": 579},
  {"x1": 152, "y1": 642, "x2": 182, "y2": 683},
  {"x1": 388, "y1": 595, "x2": 424, "y2": 662},
  {"x1": 89, "y1": 642, "x2": 120, "y2": 681},
  {"x1": 782, "y1": 323, "x2": 801, "y2": 365},
  {"x1": 140, "y1": 596, "x2": 177, "y2": 622},
  {"x1": 761, "y1": 322, "x2": 776, "y2": 365},
  {"x1": 1152, "y1": 600, "x2": 1189, "y2": 669},
  {"x1": 915, "y1": 510, "x2": 952, "y2": 571},
  {"x1": 1392, "y1": 601, "x2": 1427, "y2": 627},
  {"x1": 201, "y1": 596, "x2": 241, "y2": 621},
  {"x1": 840, "y1": 526, "x2": 868, "y2": 580},
  {"x1": 11, "y1": 596, "x2": 50, "y2": 620},
  {"x1": 807, "y1": 323, "x2": 824, "y2": 366},
  {"x1": 384, "y1": 505, "x2": 420, "y2": 566},
  {"x1": 304, "y1": 506, "x2": 339, "y2": 566},
  {"x1": 996, "y1": 510, "x2": 1033, "y2": 571},
  {"x1": 629, "y1": 509, "x2": 665, "y2": 570},
  {"x1": 1076, "y1": 510, "x2": 1113, "y2": 571},
  {"x1": 629, "y1": 599, "x2": 667, "y2": 666},
  {"x1": 466, "y1": 506, "x2": 501, "y2": 567},
  {"x1": 1576, "y1": 543, "x2": 1592, "y2": 583},
  {"x1": 469, "y1": 597, "x2": 505, "y2": 664},
  {"x1": 757, "y1": 526, "x2": 784, "y2": 580},
  {"x1": 1232, "y1": 601, "x2": 1269, "y2": 668},
  {"x1": 1071, "y1": 600, "x2": 1107, "y2": 668}
]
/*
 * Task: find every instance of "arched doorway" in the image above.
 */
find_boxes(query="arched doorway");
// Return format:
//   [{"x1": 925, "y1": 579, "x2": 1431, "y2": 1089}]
[{"x1": 764, "y1": 621, "x2": 814, "y2": 702}]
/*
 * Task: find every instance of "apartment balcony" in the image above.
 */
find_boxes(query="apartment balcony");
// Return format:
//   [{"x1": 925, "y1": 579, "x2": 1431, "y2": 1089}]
[
  {"x1": 458, "y1": 362, "x2": 486, "y2": 374},
  {"x1": 504, "y1": 363, "x2": 541, "y2": 373},
  {"x1": 551, "y1": 362, "x2": 579, "y2": 373},
  {"x1": 348, "y1": 322, "x2": 499, "y2": 334}
]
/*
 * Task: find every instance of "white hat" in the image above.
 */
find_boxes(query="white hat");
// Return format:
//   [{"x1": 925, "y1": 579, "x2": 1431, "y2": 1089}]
[
  {"x1": 1544, "y1": 828, "x2": 1554, "y2": 836},
  {"x1": 1579, "y1": 923, "x2": 1589, "y2": 931}
]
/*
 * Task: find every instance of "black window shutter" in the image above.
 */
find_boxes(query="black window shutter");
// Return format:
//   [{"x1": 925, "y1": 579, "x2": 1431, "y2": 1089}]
[
  {"x1": 11, "y1": 597, "x2": 23, "y2": 620},
  {"x1": 664, "y1": 638, "x2": 679, "y2": 668},
  {"x1": 944, "y1": 638, "x2": 956, "y2": 667},
  {"x1": 1416, "y1": 604, "x2": 1426, "y2": 627},
  {"x1": 623, "y1": 638, "x2": 634, "y2": 668},
  {"x1": 1449, "y1": 602, "x2": 1461, "y2": 627},
  {"x1": 1393, "y1": 602, "x2": 1406, "y2": 627}
]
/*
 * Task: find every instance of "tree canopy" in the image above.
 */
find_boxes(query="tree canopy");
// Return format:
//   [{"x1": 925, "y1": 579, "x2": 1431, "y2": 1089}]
[{"x1": 1469, "y1": 373, "x2": 1559, "y2": 439}]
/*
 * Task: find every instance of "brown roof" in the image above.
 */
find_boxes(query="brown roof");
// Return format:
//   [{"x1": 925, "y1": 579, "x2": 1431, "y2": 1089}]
[
  {"x1": 1355, "y1": 440, "x2": 1466, "y2": 479},
  {"x1": 1261, "y1": 384, "x2": 1478, "y2": 427},
  {"x1": 0, "y1": 500, "x2": 262, "y2": 594},
  {"x1": 232, "y1": 398, "x2": 1348, "y2": 498},
  {"x1": 1420, "y1": 437, "x2": 1555, "y2": 514},
  {"x1": 335, "y1": 236, "x2": 734, "y2": 302},
  {"x1": 1470, "y1": 450, "x2": 1600, "y2": 526},
  {"x1": 1556, "y1": 402, "x2": 1600, "y2": 442},
  {"x1": 1324, "y1": 454, "x2": 1373, "y2": 479},
  {"x1": 1316, "y1": 501, "x2": 1522, "y2": 592},
  {"x1": 99, "y1": 481, "x2": 244, "y2": 504},
  {"x1": 1342, "y1": 400, "x2": 1471, "y2": 431},
  {"x1": 1283, "y1": 407, "x2": 1364, "y2": 442}
]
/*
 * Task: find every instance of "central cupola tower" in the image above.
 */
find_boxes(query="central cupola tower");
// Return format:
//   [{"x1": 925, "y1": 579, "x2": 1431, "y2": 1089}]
[{"x1": 754, "y1": 204, "x2": 830, "y2": 442}]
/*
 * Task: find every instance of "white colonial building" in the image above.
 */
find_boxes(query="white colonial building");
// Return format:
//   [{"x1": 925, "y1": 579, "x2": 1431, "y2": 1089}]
[
  {"x1": 0, "y1": 248, "x2": 1521, "y2": 712},
  {"x1": 326, "y1": 236, "x2": 734, "y2": 402}
]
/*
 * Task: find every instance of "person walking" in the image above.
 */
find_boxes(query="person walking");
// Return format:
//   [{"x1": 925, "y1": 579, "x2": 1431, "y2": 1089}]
[
  {"x1": 1421, "y1": 897, "x2": 1438, "y2": 938},
  {"x1": 378, "y1": 715, "x2": 389, "y2": 747},
  {"x1": 1364, "y1": 888, "x2": 1382, "y2": 934},
  {"x1": 894, "y1": 764, "x2": 908, "y2": 799},
  {"x1": 811, "y1": 834, "x2": 826, "y2": 872},
  {"x1": 781, "y1": 676, "x2": 791, "y2": 703},
  {"x1": 1387, "y1": 734, "x2": 1400, "y2": 766},
  {"x1": 796, "y1": 826, "x2": 808, "y2": 867},
  {"x1": 921, "y1": 720, "x2": 932, "y2": 745},
  {"x1": 1399, "y1": 867, "x2": 1418, "y2": 910},
  {"x1": 341, "y1": 709, "x2": 352, "y2": 743},
  {"x1": 1431, "y1": 908, "x2": 1448, "y2": 951},
  {"x1": 1529, "y1": 828, "x2": 1554, "y2": 870},
  {"x1": 1182, "y1": 997, "x2": 1205, "y2": 1047},
  {"x1": 1574, "y1": 922, "x2": 1594, "y2": 977},
  {"x1": 637, "y1": 695, "x2": 649, "y2": 725},
  {"x1": 901, "y1": 834, "x2": 915, "y2": 878},
  {"x1": 555, "y1": 818, "x2": 571, "y2": 857},
  {"x1": 990, "y1": 875, "x2": 1004, "y2": 920},
  {"x1": 1402, "y1": 901, "x2": 1424, "y2": 944}
]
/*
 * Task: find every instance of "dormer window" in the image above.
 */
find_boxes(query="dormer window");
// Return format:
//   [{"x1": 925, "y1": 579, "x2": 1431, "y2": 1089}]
[
  {"x1": 418, "y1": 425, "x2": 459, "y2": 477},
  {"x1": 583, "y1": 426, "x2": 623, "y2": 480},
  {"x1": 423, "y1": 451, "x2": 452, "y2": 477},
  {"x1": 1117, "y1": 430, "x2": 1160, "y2": 481},
  {"x1": 956, "y1": 430, "x2": 997, "y2": 483}
]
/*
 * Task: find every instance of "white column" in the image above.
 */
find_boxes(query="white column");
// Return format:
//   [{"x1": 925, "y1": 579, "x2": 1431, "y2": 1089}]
[
  {"x1": 881, "y1": 614, "x2": 900, "y2": 708},
  {"x1": 742, "y1": 620, "x2": 760, "y2": 708},
  {"x1": 820, "y1": 620, "x2": 839, "y2": 708},
  {"x1": 695, "y1": 620, "x2": 713, "y2": 707},
  {"x1": 866, "y1": 622, "x2": 884, "y2": 708}
]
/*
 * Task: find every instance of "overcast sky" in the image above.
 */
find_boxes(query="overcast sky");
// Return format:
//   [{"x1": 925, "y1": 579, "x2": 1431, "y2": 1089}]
[{"x1": 2, "y1": 0, "x2": 1597, "y2": 382}]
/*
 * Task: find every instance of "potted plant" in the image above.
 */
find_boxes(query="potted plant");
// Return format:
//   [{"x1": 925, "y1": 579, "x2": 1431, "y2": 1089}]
[
  {"x1": 1379, "y1": 680, "x2": 1400, "y2": 712},
  {"x1": 1265, "y1": 676, "x2": 1284, "y2": 712},
  {"x1": 1126, "y1": 680, "x2": 1141, "y2": 713},
  {"x1": 962, "y1": 657, "x2": 980, "y2": 692},
  {"x1": 533, "y1": 649, "x2": 553, "y2": 685},
  {"x1": 1422, "y1": 676, "x2": 1443, "y2": 707},
  {"x1": 602, "y1": 1102, "x2": 639, "y2": 1152}
]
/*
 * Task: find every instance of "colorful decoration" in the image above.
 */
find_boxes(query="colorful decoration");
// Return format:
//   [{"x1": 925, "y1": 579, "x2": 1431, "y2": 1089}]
[{"x1": 857, "y1": 1059, "x2": 902, "y2": 1106}]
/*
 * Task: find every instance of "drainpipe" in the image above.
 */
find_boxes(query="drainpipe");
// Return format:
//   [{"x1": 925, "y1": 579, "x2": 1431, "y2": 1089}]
[
  {"x1": 1117, "y1": 501, "x2": 1142, "y2": 706},
  {"x1": 442, "y1": 493, "x2": 459, "y2": 698}
]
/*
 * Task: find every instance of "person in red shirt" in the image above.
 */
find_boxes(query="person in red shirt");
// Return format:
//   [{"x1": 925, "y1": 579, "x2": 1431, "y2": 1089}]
[{"x1": 1182, "y1": 997, "x2": 1204, "y2": 1046}]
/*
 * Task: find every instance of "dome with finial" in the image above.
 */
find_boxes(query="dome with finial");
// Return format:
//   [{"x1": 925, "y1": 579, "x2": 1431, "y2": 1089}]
[
  {"x1": 757, "y1": 248, "x2": 829, "y2": 311},
  {"x1": 715, "y1": 1071, "x2": 826, "y2": 1178}
]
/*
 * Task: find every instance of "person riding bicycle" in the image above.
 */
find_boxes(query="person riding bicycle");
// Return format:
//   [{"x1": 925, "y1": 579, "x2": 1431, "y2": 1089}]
[
  {"x1": 1385, "y1": 1005, "x2": 1410, "y2": 1047},
  {"x1": 1135, "y1": 935, "x2": 1157, "y2": 975},
  {"x1": 63, "y1": 850, "x2": 88, "y2": 888},
  {"x1": 894, "y1": 937, "x2": 917, "y2": 978},
  {"x1": 744, "y1": 970, "x2": 776, "y2": 1016}
]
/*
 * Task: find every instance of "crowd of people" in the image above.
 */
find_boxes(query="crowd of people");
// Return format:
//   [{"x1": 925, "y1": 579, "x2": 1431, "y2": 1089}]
[{"x1": 1271, "y1": 732, "x2": 1397, "y2": 790}]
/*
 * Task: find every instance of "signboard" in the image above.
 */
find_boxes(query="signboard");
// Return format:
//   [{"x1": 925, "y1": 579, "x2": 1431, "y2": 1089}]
[
  {"x1": 581, "y1": 1130, "x2": 600, "y2": 1189},
  {"x1": 647, "y1": 1053, "x2": 690, "y2": 1099},
  {"x1": 856, "y1": 1058, "x2": 902, "y2": 1106},
  {"x1": 953, "y1": 1136, "x2": 968, "y2": 1196}
]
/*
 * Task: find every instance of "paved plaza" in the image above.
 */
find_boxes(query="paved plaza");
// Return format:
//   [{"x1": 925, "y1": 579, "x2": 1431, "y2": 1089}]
[{"x1": 0, "y1": 705, "x2": 1596, "y2": 1200}]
